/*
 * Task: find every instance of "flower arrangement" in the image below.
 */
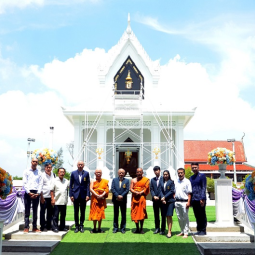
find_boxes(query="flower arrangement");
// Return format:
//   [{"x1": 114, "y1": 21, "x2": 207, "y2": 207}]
[
  {"x1": 244, "y1": 171, "x2": 255, "y2": 201},
  {"x1": 0, "y1": 167, "x2": 13, "y2": 200},
  {"x1": 32, "y1": 148, "x2": 58, "y2": 166},
  {"x1": 208, "y1": 147, "x2": 235, "y2": 165}
]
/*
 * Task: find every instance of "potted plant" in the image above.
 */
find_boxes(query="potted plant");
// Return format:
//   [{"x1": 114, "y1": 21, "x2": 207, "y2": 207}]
[{"x1": 206, "y1": 177, "x2": 215, "y2": 200}]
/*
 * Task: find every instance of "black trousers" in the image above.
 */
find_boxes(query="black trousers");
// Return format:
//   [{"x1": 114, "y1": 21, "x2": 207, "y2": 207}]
[
  {"x1": 24, "y1": 192, "x2": 39, "y2": 229},
  {"x1": 192, "y1": 200, "x2": 207, "y2": 232},
  {"x1": 153, "y1": 200, "x2": 161, "y2": 230},
  {"x1": 113, "y1": 201, "x2": 127, "y2": 231},
  {"x1": 73, "y1": 194, "x2": 86, "y2": 227},
  {"x1": 52, "y1": 205, "x2": 66, "y2": 230},
  {"x1": 40, "y1": 197, "x2": 54, "y2": 230}
]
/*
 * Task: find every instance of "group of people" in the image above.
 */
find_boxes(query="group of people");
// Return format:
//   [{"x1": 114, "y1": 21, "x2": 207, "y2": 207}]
[{"x1": 23, "y1": 159, "x2": 207, "y2": 237}]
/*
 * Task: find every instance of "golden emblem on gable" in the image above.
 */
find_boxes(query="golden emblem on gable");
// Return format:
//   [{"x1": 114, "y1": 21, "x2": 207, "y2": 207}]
[{"x1": 125, "y1": 70, "x2": 133, "y2": 89}]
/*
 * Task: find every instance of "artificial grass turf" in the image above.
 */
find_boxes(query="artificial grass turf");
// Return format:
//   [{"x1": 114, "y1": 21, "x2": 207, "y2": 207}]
[{"x1": 51, "y1": 206, "x2": 215, "y2": 255}]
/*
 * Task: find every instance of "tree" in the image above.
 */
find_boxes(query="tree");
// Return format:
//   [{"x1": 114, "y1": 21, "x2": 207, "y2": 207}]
[
  {"x1": 53, "y1": 147, "x2": 71, "y2": 180},
  {"x1": 13, "y1": 176, "x2": 22, "y2": 180},
  {"x1": 185, "y1": 167, "x2": 194, "y2": 179}
]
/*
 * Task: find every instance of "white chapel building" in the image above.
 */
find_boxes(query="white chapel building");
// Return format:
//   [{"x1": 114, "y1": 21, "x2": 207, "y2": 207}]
[{"x1": 63, "y1": 15, "x2": 196, "y2": 182}]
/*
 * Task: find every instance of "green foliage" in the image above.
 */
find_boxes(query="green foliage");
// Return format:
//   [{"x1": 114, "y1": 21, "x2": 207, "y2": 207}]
[
  {"x1": 206, "y1": 177, "x2": 215, "y2": 193},
  {"x1": 243, "y1": 174, "x2": 250, "y2": 183},
  {"x1": 54, "y1": 147, "x2": 64, "y2": 170},
  {"x1": 53, "y1": 147, "x2": 70, "y2": 180},
  {"x1": 13, "y1": 176, "x2": 22, "y2": 180},
  {"x1": 185, "y1": 167, "x2": 194, "y2": 179}
]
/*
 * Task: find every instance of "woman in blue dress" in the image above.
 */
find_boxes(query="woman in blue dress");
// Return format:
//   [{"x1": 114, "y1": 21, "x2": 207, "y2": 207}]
[{"x1": 160, "y1": 170, "x2": 175, "y2": 238}]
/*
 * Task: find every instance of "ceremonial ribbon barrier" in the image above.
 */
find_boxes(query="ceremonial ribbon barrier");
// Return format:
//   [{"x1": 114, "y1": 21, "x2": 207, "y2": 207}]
[
  {"x1": 0, "y1": 187, "x2": 25, "y2": 225},
  {"x1": 232, "y1": 188, "x2": 255, "y2": 230}
]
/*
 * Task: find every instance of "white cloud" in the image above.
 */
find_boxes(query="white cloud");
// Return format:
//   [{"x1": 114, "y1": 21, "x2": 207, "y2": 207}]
[
  {"x1": 0, "y1": 0, "x2": 44, "y2": 14},
  {"x1": 0, "y1": 90, "x2": 74, "y2": 176}
]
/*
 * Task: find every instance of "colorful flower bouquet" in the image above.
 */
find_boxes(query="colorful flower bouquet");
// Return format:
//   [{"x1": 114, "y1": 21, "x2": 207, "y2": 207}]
[
  {"x1": 0, "y1": 167, "x2": 13, "y2": 200},
  {"x1": 208, "y1": 147, "x2": 235, "y2": 165},
  {"x1": 32, "y1": 148, "x2": 58, "y2": 166},
  {"x1": 244, "y1": 171, "x2": 255, "y2": 201}
]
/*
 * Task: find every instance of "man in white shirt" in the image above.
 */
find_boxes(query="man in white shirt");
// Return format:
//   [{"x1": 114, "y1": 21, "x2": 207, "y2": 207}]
[
  {"x1": 40, "y1": 163, "x2": 55, "y2": 231},
  {"x1": 51, "y1": 167, "x2": 69, "y2": 232},
  {"x1": 23, "y1": 158, "x2": 43, "y2": 233},
  {"x1": 175, "y1": 167, "x2": 192, "y2": 238}
]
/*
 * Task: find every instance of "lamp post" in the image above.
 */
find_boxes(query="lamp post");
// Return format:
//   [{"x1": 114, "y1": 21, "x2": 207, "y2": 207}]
[
  {"x1": 27, "y1": 138, "x2": 35, "y2": 168},
  {"x1": 49, "y1": 127, "x2": 54, "y2": 149},
  {"x1": 227, "y1": 139, "x2": 237, "y2": 184}
]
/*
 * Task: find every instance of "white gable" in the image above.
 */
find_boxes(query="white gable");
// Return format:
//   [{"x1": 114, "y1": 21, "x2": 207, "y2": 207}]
[{"x1": 98, "y1": 19, "x2": 160, "y2": 87}]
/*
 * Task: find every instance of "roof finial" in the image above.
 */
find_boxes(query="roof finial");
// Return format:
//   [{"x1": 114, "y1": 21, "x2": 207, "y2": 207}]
[{"x1": 127, "y1": 13, "x2": 131, "y2": 35}]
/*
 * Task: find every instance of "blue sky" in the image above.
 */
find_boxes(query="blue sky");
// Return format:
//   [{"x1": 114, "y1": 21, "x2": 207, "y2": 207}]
[{"x1": 1, "y1": 0, "x2": 255, "y2": 176}]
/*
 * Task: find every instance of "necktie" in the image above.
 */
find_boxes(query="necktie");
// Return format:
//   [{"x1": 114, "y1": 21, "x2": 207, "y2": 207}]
[
  {"x1": 119, "y1": 180, "x2": 122, "y2": 188},
  {"x1": 156, "y1": 178, "x2": 159, "y2": 187}
]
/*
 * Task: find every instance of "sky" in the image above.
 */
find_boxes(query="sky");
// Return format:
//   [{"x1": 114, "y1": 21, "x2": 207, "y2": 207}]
[{"x1": 1, "y1": 0, "x2": 255, "y2": 177}]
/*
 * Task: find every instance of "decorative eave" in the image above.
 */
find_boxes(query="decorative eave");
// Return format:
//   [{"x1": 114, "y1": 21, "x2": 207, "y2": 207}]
[{"x1": 98, "y1": 14, "x2": 160, "y2": 85}]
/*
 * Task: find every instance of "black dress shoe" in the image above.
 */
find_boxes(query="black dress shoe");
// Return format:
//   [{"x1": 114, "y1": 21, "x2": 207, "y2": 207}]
[
  {"x1": 198, "y1": 231, "x2": 206, "y2": 235},
  {"x1": 74, "y1": 227, "x2": 79, "y2": 233},
  {"x1": 159, "y1": 231, "x2": 165, "y2": 235},
  {"x1": 153, "y1": 229, "x2": 160, "y2": 234},
  {"x1": 121, "y1": 229, "x2": 126, "y2": 234},
  {"x1": 80, "y1": 226, "x2": 84, "y2": 233},
  {"x1": 53, "y1": 229, "x2": 59, "y2": 233},
  {"x1": 59, "y1": 228, "x2": 69, "y2": 231},
  {"x1": 112, "y1": 229, "x2": 118, "y2": 233},
  {"x1": 193, "y1": 231, "x2": 200, "y2": 235}
]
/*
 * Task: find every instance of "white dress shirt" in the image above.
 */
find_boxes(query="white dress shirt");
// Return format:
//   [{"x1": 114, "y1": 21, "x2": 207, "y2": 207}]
[
  {"x1": 23, "y1": 168, "x2": 43, "y2": 194},
  {"x1": 175, "y1": 177, "x2": 192, "y2": 200},
  {"x1": 51, "y1": 177, "x2": 69, "y2": 205},
  {"x1": 41, "y1": 171, "x2": 55, "y2": 198}
]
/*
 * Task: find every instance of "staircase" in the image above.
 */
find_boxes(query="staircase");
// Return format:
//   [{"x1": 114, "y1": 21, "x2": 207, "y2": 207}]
[
  {"x1": 190, "y1": 222, "x2": 255, "y2": 255},
  {"x1": 2, "y1": 221, "x2": 74, "y2": 255}
]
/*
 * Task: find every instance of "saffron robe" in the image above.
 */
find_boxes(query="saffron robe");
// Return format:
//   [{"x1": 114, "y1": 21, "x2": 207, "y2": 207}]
[
  {"x1": 88, "y1": 179, "x2": 109, "y2": 221},
  {"x1": 131, "y1": 177, "x2": 150, "y2": 223}
]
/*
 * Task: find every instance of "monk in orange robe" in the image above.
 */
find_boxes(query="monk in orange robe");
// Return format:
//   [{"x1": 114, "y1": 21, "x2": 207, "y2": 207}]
[
  {"x1": 130, "y1": 168, "x2": 150, "y2": 234},
  {"x1": 88, "y1": 169, "x2": 109, "y2": 233}
]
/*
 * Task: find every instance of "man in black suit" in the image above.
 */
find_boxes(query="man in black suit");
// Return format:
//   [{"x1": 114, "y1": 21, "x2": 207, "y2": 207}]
[
  {"x1": 111, "y1": 168, "x2": 130, "y2": 234},
  {"x1": 150, "y1": 166, "x2": 163, "y2": 234},
  {"x1": 69, "y1": 161, "x2": 90, "y2": 233}
]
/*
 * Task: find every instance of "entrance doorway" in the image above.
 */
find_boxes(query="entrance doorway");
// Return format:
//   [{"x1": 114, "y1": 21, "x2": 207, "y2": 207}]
[{"x1": 119, "y1": 152, "x2": 138, "y2": 178}]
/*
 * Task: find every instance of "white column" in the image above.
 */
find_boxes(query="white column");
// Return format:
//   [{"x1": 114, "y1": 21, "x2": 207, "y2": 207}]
[
  {"x1": 176, "y1": 119, "x2": 184, "y2": 169},
  {"x1": 97, "y1": 123, "x2": 105, "y2": 168},
  {"x1": 73, "y1": 117, "x2": 82, "y2": 169},
  {"x1": 215, "y1": 179, "x2": 234, "y2": 226},
  {"x1": 152, "y1": 122, "x2": 160, "y2": 167}
]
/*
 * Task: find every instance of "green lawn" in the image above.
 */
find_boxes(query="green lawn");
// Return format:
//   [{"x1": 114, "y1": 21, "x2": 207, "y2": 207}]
[{"x1": 51, "y1": 205, "x2": 215, "y2": 255}]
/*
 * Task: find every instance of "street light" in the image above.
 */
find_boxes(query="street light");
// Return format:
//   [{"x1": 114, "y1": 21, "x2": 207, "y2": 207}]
[
  {"x1": 227, "y1": 138, "x2": 237, "y2": 184},
  {"x1": 49, "y1": 127, "x2": 54, "y2": 149},
  {"x1": 27, "y1": 138, "x2": 35, "y2": 168}
]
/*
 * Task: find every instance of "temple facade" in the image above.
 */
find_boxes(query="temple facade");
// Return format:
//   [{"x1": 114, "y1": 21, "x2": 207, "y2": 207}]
[{"x1": 63, "y1": 16, "x2": 195, "y2": 181}]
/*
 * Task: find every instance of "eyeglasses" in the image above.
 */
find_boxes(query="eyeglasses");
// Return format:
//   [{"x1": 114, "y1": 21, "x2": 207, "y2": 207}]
[
  {"x1": 191, "y1": 167, "x2": 198, "y2": 169},
  {"x1": 32, "y1": 161, "x2": 38, "y2": 163}
]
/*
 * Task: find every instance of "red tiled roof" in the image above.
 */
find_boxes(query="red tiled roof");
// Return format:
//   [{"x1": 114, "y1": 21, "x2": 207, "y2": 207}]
[
  {"x1": 184, "y1": 140, "x2": 246, "y2": 162},
  {"x1": 184, "y1": 164, "x2": 255, "y2": 171}
]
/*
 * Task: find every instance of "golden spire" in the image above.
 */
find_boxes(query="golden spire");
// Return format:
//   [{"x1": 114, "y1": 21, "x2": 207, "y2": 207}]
[{"x1": 125, "y1": 70, "x2": 133, "y2": 89}]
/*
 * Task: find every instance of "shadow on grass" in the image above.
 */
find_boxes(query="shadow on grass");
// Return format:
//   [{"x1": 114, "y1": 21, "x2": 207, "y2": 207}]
[{"x1": 51, "y1": 242, "x2": 199, "y2": 255}]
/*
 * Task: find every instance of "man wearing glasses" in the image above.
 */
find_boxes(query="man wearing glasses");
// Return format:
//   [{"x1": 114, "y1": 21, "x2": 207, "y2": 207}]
[
  {"x1": 190, "y1": 162, "x2": 207, "y2": 235},
  {"x1": 23, "y1": 158, "x2": 43, "y2": 233}
]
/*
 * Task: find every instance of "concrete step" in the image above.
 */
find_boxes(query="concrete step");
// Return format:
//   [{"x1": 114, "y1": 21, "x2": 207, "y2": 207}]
[
  {"x1": 2, "y1": 253, "x2": 49, "y2": 255},
  {"x1": 5, "y1": 230, "x2": 68, "y2": 241},
  {"x1": 193, "y1": 232, "x2": 254, "y2": 243},
  {"x1": 19, "y1": 223, "x2": 73, "y2": 231},
  {"x1": 2, "y1": 240, "x2": 59, "y2": 253},
  {"x1": 198, "y1": 243, "x2": 255, "y2": 255},
  {"x1": 189, "y1": 222, "x2": 244, "y2": 233}
]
